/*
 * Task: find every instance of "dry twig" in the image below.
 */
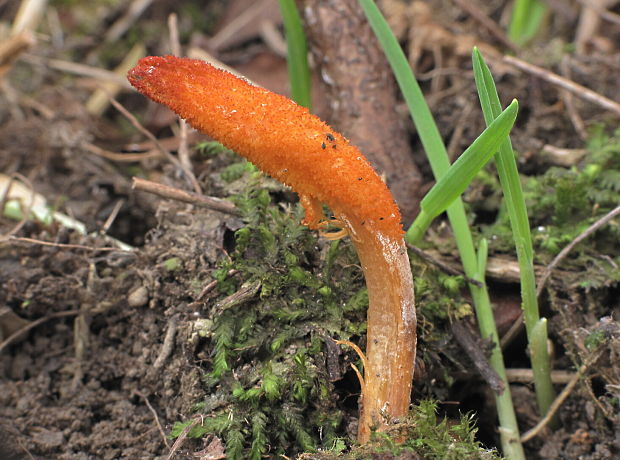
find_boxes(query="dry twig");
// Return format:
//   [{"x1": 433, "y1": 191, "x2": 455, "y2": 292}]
[
  {"x1": 451, "y1": 320, "x2": 505, "y2": 394},
  {"x1": 406, "y1": 243, "x2": 482, "y2": 287},
  {"x1": 23, "y1": 55, "x2": 131, "y2": 87},
  {"x1": 11, "y1": 0, "x2": 47, "y2": 35},
  {"x1": 135, "y1": 390, "x2": 171, "y2": 449},
  {"x1": 3, "y1": 236, "x2": 127, "y2": 252},
  {"x1": 0, "y1": 310, "x2": 80, "y2": 354},
  {"x1": 576, "y1": 0, "x2": 620, "y2": 26},
  {"x1": 168, "y1": 13, "x2": 192, "y2": 175},
  {"x1": 101, "y1": 199, "x2": 125, "y2": 234},
  {"x1": 559, "y1": 56, "x2": 587, "y2": 140},
  {"x1": 105, "y1": 0, "x2": 154, "y2": 43},
  {"x1": 537, "y1": 204, "x2": 620, "y2": 296},
  {"x1": 152, "y1": 316, "x2": 178, "y2": 370},
  {"x1": 165, "y1": 416, "x2": 203, "y2": 460},
  {"x1": 450, "y1": 0, "x2": 519, "y2": 52},
  {"x1": 502, "y1": 55, "x2": 620, "y2": 116},
  {"x1": 505, "y1": 368, "x2": 575, "y2": 384},
  {"x1": 82, "y1": 141, "x2": 160, "y2": 162},
  {"x1": 132, "y1": 177, "x2": 240, "y2": 216},
  {"x1": 195, "y1": 269, "x2": 239, "y2": 302},
  {"x1": 520, "y1": 349, "x2": 604, "y2": 442},
  {"x1": 108, "y1": 96, "x2": 202, "y2": 194}
]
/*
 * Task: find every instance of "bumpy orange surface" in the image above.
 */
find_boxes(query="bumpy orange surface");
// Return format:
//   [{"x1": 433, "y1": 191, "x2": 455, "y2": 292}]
[{"x1": 128, "y1": 56, "x2": 402, "y2": 238}]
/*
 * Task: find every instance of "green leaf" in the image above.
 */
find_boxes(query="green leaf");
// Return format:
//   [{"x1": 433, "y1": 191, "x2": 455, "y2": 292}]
[
  {"x1": 508, "y1": 0, "x2": 547, "y2": 46},
  {"x1": 472, "y1": 47, "x2": 556, "y2": 422},
  {"x1": 278, "y1": 0, "x2": 312, "y2": 109},
  {"x1": 418, "y1": 100, "x2": 518, "y2": 223}
]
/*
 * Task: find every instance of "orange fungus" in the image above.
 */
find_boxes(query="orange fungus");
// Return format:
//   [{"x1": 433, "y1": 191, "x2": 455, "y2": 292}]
[{"x1": 127, "y1": 56, "x2": 402, "y2": 238}]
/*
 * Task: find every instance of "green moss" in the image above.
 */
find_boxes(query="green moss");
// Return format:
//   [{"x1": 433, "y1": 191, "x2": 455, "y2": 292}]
[
  {"x1": 585, "y1": 329, "x2": 607, "y2": 351},
  {"x1": 170, "y1": 161, "x2": 504, "y2": 458},
  {"x1": 302, "y1": 400, "x2": 501, "y2": 459},
  {"x1": 162, "y1": 257, "x2": 182, "y2": 271},
  {"x1": 474, "y1": 126, "x2": 620, "y2": 290},
  {"x1": 221, "y1": 160, "x2": 258, "y2": 183},
  {"x1": 168, "y1": 168, "x2": 368, "y2": 457},
  {"x1": 195, "y1": 141, "x2": 234, "y2": 157}
]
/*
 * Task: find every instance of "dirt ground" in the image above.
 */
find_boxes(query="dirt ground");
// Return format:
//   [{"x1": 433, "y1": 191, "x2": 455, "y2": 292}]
[{"x1": 1, "y1": 0, "x2": 619, "y2": 459}]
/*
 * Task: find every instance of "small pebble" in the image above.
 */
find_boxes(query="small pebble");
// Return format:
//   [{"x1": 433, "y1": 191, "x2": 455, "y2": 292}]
[{"x1": 128, "y1": 286, "x2": 149, "y2": 308}]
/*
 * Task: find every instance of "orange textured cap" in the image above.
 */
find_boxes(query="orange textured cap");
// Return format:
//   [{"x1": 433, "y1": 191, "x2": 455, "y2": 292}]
[{"x1": 128, "y1": 56, "x2": 403, "y2": 238}]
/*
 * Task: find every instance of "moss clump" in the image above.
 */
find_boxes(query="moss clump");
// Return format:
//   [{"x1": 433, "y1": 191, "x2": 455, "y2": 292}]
[
  {"x1": 169, "y1": 160, "x2": 503, "y2": 458},
  {"x1": 301, "y1": 400, "x2": 502, "y2": 460},
  {"x1": 171, "y1": 166, "x2": 367, "y2": 458}
]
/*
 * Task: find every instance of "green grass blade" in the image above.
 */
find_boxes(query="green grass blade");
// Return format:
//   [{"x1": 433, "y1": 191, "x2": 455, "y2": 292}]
[
  {"x1": 477, "y1": 238, "x2": 488, "y2": 276},
  {"x1": 508, "y1": 0, "x2": 547, "y2": 46},
  {"x1": 278, "y1": 0, "x2": 311, "y2": 109},
  {"x1": 472, "y1": 47, "x2": 556, "y2": 420},
  {"x1": 360, "y1": 2, "x2": 525, "y2": 458},
  {"x1": 413, "y1": 100, "x2": 518, "y2": 234},
  {"x1": 358, "y1": 0, "x2": 447, "y2": 175}
]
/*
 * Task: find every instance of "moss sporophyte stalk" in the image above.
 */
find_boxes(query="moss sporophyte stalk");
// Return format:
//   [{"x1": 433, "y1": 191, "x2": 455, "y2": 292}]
[{"x1": 128, "y1": 55, "x2": 416, "y2": 443}]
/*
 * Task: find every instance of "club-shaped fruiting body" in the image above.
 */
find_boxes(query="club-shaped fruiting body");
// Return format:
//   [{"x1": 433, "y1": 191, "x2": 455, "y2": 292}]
[{"x1": 128, "y1": 56, "x2": 416, "y2": 442}]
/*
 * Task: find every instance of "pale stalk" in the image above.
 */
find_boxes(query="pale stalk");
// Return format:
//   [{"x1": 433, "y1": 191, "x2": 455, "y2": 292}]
[{"x1": 338, "y1": 215, "x2": 416, "y2": 443}]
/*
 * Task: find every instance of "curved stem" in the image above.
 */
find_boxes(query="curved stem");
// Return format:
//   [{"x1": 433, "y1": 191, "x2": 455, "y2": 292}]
[{"x1": 341, "y1": 216, "x2": 416, "y2": 442}]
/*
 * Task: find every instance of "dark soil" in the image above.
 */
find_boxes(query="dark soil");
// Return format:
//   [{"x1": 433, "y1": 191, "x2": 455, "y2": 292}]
[{"x1": 1, "y1": 0, "x2": 619, "y2": 459}]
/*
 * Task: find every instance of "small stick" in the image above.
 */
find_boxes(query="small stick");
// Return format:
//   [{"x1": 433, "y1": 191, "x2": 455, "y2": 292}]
[
  {"x1": 505, "y1": 368, "x2": 575, "y2": 384},
  {"x1": 186, "y1": 47, "x2": 260, "y2": 86},
  {"x1": 503, "y1": 55, "x2": 620, "y2": 116},
  {"x1": 406, "y1": 243, "x2": 483, "y2": 287},
  {"x1": 82, "y1": 141, "x2": 160, "y2": 162},
  {"x1": 11, "y1": 0, "x2": 46, "y2": 34},
  {"x1": 168, "y1": 12, "x2": 181, "y2": 66},
  {"x1": 3, "y1": 236, "x2": 126, "y2": 252},
  {"x1": 24, "y1": 55, "x2": 131, "y2": 87},
  {"x1": 451, "y1": 320, "x2": 505, "y2": 394},
  {"x1": 0, "y1": 310, "x2": 79, "y2": 354},
  {"x1": 537, "y1": 204, "x2": 620, "y2": 296},
  {"x1": 504, "y1": 204, "x2": 620, "y2": 348},
  {"x1": 196, "y1": 269, "x2": 238, "y2": 301},
  {"x1": 447, "y1": 102, "x2": 474, "y2": 162},
  {"x1": 168, "y1": 13, "x2": 192, "y2": 176},
  {"x1": 108, "y1": 96, "x2": 202, "y2": 194},
  {"x1": 576, "y1": 0, "x2": 620, "y2": 26},
  {"x1": 86, "y1": 43, "x2": 145, "y2": 116},
  {"x1": 259, "y1": 19, "x2": 287, "y2": 57},
  {"x1": 450, "y1": 0, "x2": 519, "y2": 52},
  {"x1": 132, "y1": 177, "x2": 240, "y2": 216},
  {"x1": 213, "y1": 281, "x2": 261, "y2": 314},
  {"x1": 501, "y1": 313, "x2": 524, "y2": 349},
  {"x1": 559, "y1": 56, "x2": 587, "y2": 141},
  {"x1": 541, "y1": 144, "x2": 587, "y2": 167},
  {"x1": 105, "y1": 0, "x2": 154, "y2": 43},
  {"x1": 101, "y1": 198, "x2": 125, "y2": 234},
  {"x1": 165, "y1": 416, "x2": 203, "y2": 460},
  {"x1": 520, "y1": 350, "x2": 603, "y2": 442},
  {"x1": 152, "y1": 316, "x2": 178, "y2": 370},
  {"x1": 134, "y1": 390, "x2": 170, "y2": 448}
]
